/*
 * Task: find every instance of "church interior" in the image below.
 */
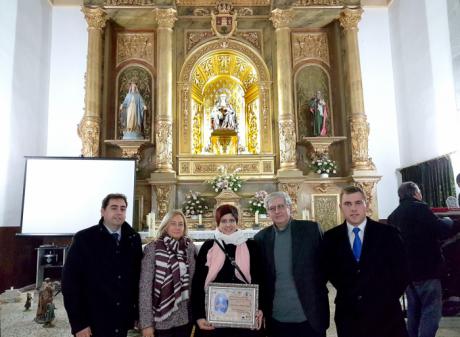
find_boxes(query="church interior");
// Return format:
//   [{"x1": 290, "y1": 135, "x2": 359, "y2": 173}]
[{"x1": 1, "y1": 0, "x2": 460, "y2": 335}]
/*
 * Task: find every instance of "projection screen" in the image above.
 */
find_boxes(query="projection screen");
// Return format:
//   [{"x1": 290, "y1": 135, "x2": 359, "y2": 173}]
[{"x1": 20, "y1": 157, "x2": 136, "y2": 235}]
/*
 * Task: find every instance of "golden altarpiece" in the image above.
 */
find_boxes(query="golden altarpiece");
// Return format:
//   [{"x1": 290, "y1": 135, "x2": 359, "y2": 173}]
[{"x1": 79, "y1": 0, "x2": 380, "y2": 232}]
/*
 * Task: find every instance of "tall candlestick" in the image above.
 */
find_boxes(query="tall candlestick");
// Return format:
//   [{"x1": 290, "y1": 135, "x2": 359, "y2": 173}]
[
  {"x1": 198, "y1": 214, "x2": 202, "y2": 225},
  {"x1": 146, "y1": 214, "x2": 151, "y2": 234},
  {"x1": 255, "y1": 210, "x2": 259, "y2": 224},
  {"x1": 151, "y1": 212, "x2": 156, "y2": 237}
]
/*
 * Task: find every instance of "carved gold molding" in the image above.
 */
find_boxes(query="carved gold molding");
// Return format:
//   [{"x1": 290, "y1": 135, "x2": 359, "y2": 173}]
[
  {"x1": 279, "y1": 119, "x2": 297, "y2": 164},
  {"x1": 104, "y1": 0, "x2": 154, "y2": 5},
  {"x1": 311, "y1": 194, "x2": 340, "y2": 231},
  {"x1": 294, "y1": 0, "x2": 344, "y2": 5},
  {"x1": 153, "y1": 8, "x2": 177, "y2": 29},
  {"x1": 82, "y1": 6, "x2": 107, "y2": 31},
  {"x1": 339, "y1": 7, "x2": 363, "y2": 31},
  {"x1": 176, "y1": 0, "x2": 270, "y2": 5},
  {"x1": 156, "y1": 120, "x2": 173, "y2": 171},
  {"x1": 153, "y1": 184, "x2": 172, "y2": 220},
  {"x1": 279, "y1": 183, "x2": 300, "y2": 214},
  {"x1": 77, "y1": 116, "x2": 101, "y2": 157},
  {"x1": 314, "y1": 183, "x2": 332, "y2": 193},
  {"x1": 116, "y1": 33, "x2": 154, "y2": 67},
  {"x1": 177, "y1": 155, "x2": 275, "y2": 177},
  {"x1": 270, "y1": 8, "x2": 294, "y2": 29},
  {"x1": 292, "y1": 32, "x2": 330, "y2": 66},
  {"x1": 353, "y1": 181, "x2": 376, "y2": 216},
  {"x1": 350, "y1": 116, "x2": 375, "y2": 170}
]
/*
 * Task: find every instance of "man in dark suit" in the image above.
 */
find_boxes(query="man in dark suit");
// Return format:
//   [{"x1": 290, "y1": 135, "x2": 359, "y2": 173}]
[
  {"x1": 62, "y1": 193, "x2": 143, "y2": 337},
  {"x1": 254, "y1": 191, "x2": 329, "y2": 337},
  {"x1": 322, "y1": 185, "x2": 408, "y2": 337},
  {"x1": 387, "y1": 181, "x2": 456, "y2": 337}
]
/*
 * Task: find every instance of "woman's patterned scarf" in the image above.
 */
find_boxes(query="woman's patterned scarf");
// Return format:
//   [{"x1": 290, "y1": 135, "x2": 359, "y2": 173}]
[{"x1": 153, "y1": 235, "x2": 190, "y2": 322}]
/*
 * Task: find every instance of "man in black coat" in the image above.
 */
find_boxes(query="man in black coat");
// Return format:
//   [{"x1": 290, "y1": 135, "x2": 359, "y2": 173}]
[
  {"x1": 254, "y1": 191, "x2": 329, "y2": 337},
  {"x1": 387, "y1": 181, "x2": 455, "y2": 337},
  {"x1": 62, "y1": 193, "x2": 143, "y2": 337},
  {"x1": 322, "y1": 186, "x2": 408, "y2": 337}
]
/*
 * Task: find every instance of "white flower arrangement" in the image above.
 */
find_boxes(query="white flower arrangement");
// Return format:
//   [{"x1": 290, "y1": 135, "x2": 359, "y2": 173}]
[
  {"x1": 311, "y1": 154, "x2": 338, "y2": 175},
  {"x1": 248, "y1": 190, "x2": 268, "y2": 214},
  {"x1": 208, "y1": 166, "x2": 243, "y2": 193},
  {"x1": 182, "y1": 190, "x2": 209, "y2": 216}
]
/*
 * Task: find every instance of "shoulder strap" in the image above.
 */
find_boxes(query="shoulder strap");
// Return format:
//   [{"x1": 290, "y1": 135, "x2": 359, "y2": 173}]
[{"x1": 214, "y1": 239, "x2": 250, "y2": 284}]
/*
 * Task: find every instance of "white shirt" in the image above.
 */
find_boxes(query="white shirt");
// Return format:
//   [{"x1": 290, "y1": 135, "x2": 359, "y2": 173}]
[
  {"x1": 104, "y1": 224, "x2": 122, "y2": 240},
  {"x1": 346, "y1": 219, "x2": 366, "y2": 249}
]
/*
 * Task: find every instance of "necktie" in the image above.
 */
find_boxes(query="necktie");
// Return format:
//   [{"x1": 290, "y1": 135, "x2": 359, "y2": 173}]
[
  {"x1": 111, "y1": 232, "x2": 120, "y2": 243},
  {"x1": 352, "y1": 227, "x2": 362, "y2": 262}
]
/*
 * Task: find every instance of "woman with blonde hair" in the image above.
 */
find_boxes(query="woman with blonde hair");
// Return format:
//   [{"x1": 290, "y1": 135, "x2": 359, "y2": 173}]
[
  {"x1": 192, "y1": 204, "x2": 263, "y2": 337},
  {"x1": 139, "y1": 210, "x2": 197, "y2": 337}
]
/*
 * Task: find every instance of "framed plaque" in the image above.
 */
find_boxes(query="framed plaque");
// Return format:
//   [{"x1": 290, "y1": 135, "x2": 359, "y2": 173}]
[{"x1": 206, "y1": 282, "x2": 259, "y2": 329}]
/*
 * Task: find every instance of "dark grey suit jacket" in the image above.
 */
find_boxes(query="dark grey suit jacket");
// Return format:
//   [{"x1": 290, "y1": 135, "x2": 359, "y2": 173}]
[{"x1": 254, "y1": 219, "x2": 329, "y2": 334}]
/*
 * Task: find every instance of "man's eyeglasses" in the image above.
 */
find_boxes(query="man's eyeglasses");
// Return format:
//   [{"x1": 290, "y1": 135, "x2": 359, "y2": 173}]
[{"x1": 267, "y1": 204, "x2": 287, "y2": 212}]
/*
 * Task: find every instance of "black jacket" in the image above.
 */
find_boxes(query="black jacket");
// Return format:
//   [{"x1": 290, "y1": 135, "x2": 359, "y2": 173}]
[
  {"x1": 322, "y1": 218, "x2": 408, "y2": 337},
  {"x1": 387, "y1": 197, "x2": 453, "y2": 281},
  {"x1": 62, "y1": 220, "x2": 142, "y2": 337},
  {"x1": 191, "y1": 238, "x2": 262, "y2": 322},
  {"x1": 253, "y1": 219, "x2": 329, "y2": 334}
]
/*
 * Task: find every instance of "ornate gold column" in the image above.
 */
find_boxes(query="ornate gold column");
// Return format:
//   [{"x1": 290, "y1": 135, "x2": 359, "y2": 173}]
[
  {"x1": 149, "y1": 8, "x2": 177, "y2": 217},
  {"x1": 154, "y1": 8, "x2": 177, "y2": 173},
  {"x1": 339, "y1": 7, "x2": 374, "y2": 172},
  {"x1": 271, "y1": 9, "x2": 301, "y2": 176},
  {"x1": 78, "y1": 6, "x2": 107, "y2": 157},
  {"x1": 340, "y1": 8, "x2": 380, "y2": 219}
]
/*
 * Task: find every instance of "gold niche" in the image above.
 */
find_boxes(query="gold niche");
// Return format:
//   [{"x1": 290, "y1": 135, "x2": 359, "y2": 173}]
[{"x1": 190, "y1": 51, "x2": 261, "y2": 155}]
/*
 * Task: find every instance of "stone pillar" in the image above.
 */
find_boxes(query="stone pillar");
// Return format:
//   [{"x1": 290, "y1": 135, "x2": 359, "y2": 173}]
[
  {"x1": 154, "y1": 8, "x2": 177, "y2": 173},
  {"x1": 339, "y1": 8, "x2": 375, "y2": 172},
  {"x1": 271, "y1": 9, "x2": 301, "y2": 176},
  {"x1": 78, "y1": 6, "x2": 107, "y2": 157}
]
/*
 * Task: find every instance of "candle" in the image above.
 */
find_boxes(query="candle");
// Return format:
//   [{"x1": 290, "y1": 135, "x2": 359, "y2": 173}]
[
  {"x1": 150, "y1": 212, "x2": 157, "y2": 237},
  {"x1": 255, "y1": 210, "x2": 259, "y2": 224},
  {"x1": 198, "y1": 214, "x2": 202, "y2": 225},
  {"x1": 302, "y1": 209, "x2": 310, "y2": 220},
  {"x1": 146, "y1": 214, "x2": 151, "y2": 233}
]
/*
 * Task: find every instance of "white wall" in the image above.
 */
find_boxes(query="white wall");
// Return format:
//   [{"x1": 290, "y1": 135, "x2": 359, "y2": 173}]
[
  {"x1": 47, "y1": 7, "x2": 87, "y2": 156},
  {"x1": 359, "y1": 7, "x2": 401, "y2": 218},
  {"x1": 389, "y1": 0, "x2": 459, "y2": 168},
  {"x1": 1, "y1": 0, "x2": 52, "y2": 227},
  {"x1": 0, "y1": 1, "x2": 18, "y2": 227}
]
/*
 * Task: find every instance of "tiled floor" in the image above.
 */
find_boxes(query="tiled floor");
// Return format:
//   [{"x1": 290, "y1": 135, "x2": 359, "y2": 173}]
[{"x1": 0, "y1": 288, "x2": 459, "y2": 337}]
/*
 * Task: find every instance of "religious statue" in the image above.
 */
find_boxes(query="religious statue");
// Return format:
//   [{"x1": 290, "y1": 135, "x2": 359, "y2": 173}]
[
  {"x1": 309, "y1": 90, "x2": 328, "y2": 136},
  {"x1": 119, "y1": 82, "x2": 147, "y2": 140},
  {"x1": 35, "y1": 278, "x2": 54, "y2": 324},
  {"x1": 210, "y1": 93, "x2": 238, "y2": 131},
  {"x1": 43, "y1": 302, "x2": 56, "y2": 327},
  {"x1": 24, "y1": 292, "x2": 32, "y2": 311}
]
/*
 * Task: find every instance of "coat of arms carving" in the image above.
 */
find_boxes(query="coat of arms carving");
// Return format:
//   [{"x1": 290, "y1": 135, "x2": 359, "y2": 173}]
[{"x1": 211, "y1": 0, "x2": 237, "y2": 38}]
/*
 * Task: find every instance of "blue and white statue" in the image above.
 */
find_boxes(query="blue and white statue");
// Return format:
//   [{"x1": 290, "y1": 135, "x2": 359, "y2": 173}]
[{"x1": 119, "y1": 82, "x2": 147, "y2": 140}]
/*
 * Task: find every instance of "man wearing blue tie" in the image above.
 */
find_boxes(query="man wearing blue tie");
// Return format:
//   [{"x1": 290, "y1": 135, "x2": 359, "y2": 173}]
[{"x1": 322, "y1": 186, "x2": 409, "y2": 337}]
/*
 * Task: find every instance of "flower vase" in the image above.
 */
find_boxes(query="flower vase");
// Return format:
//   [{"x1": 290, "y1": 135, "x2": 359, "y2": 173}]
[
  {"x1": 320, "y1": 173, "x2": 329, "y2": 178},
  {"x1": 260, "y1": 214, "x2": 267, "y2": 219}
]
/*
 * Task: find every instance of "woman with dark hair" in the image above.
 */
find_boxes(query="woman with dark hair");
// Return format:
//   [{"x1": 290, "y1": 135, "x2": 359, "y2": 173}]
[
  {"x1": 192, "y1": 204, "x2": 263, "y2": 337},
  {"x1": 139, "y1": 210, "x2": 197, "y2": 337}
]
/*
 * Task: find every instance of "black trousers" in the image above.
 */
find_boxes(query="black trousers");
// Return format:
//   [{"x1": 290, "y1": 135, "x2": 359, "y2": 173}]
[
  {"x1": 156, "y1": 323, "x2": 193, "y2": 337},
  {"x1": 267, "y1": 318, "x2": 325, "y2": 337}
]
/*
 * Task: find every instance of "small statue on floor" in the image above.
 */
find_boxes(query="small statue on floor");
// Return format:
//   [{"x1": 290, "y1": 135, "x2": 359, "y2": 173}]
[
  {"x1": 43, "y1": 302, "x2": 56, "y2": 327},
  {"x1": 24, "y1": 292, "x2": 32, "y2": 311},
  {"x1": 35, "y1": 278, "x2": 54, "y2": 323}
]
